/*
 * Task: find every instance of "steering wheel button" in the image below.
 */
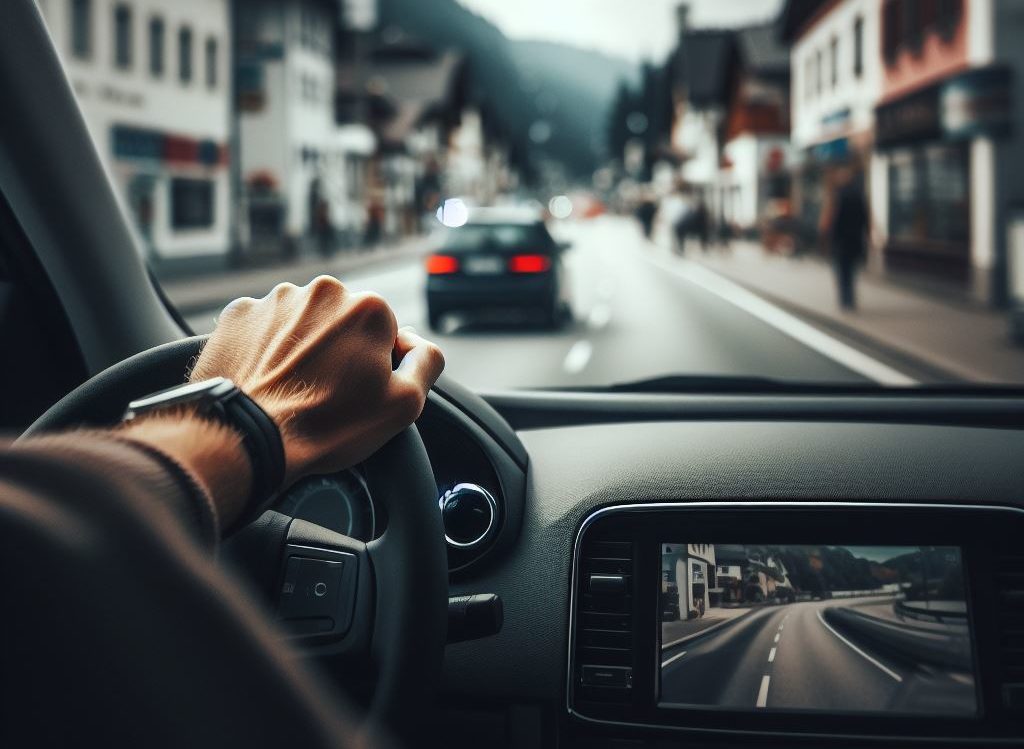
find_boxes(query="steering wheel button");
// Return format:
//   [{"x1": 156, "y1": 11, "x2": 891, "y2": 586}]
[{"x1": 278, "y1": 556, "x2": 344, "y2": 621}]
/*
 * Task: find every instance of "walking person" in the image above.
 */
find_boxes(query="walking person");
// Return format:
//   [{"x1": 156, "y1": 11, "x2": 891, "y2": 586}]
[{"x1": 828, "y1": 166, "x2": 868, "y2": 310}]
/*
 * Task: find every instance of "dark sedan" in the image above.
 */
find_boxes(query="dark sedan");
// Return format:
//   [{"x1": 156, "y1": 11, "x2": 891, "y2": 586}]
[{"x1": 425, "y1": 208, "x2": 571, "y2": 330}]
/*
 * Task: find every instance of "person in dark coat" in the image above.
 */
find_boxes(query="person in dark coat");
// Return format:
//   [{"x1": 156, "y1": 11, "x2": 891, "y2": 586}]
[{"x1": 829, "y1": 166, "x2": 868, "y2": 310}]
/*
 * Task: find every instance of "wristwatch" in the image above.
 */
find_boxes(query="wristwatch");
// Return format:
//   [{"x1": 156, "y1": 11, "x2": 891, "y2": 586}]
[{"x1": 124, "y1": 377, "x2": 286, "y2": 531}]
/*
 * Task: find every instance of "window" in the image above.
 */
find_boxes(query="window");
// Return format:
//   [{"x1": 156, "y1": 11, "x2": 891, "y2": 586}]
[
  {"x1": 815, "y1": 48, "x2": 823, "y2": 96},
  {"x1": 149, "y1": 17, "x2": 164, "y2": 77},
  {"x1": 170, "y1": 178, "x2": 214, "y2": 229},
  {"x1": 178, "y1": 26, "x2": 192, "y2": 83},
  {"x1": 113, "y1": 4, "x2": 132, "y2": 70},
  {"x1": 829, "y1": 36, "x2": 838, "y2": 89},
  {"x1": 937, "y1": 0, "x2": 963, "y2": 41},
  {"x1": 70, "y1": 0, "x2": 91, "y2": 59},
  {"x1": 853, "y1": 16, "x2": 864, "y2": 78},
  {"x1": 804, "y1": 56, "x2": 813, "y2": 101},
  {"x1": 205, "y1": 37, "x2": 217, "y2": 89},
  {"x1": 888, "y1": 143, "x2": 969, "y2": 246}
]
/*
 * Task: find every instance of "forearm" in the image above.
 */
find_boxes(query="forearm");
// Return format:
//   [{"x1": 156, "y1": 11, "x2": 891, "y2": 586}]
[{"x1": 119, "y1": 412, "x2": 253, "y2": 531}]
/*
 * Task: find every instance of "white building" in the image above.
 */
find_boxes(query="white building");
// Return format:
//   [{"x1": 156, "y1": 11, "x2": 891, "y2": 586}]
[
  {"x1": 38, "y1": 0, "x2": 232, "y2": 271},
  {"x1": 663, "y1": 543, "x2": 716, "y2": 619},
  {"x1": 237, "y1": 0, "x2": 375, "y2": 256},
  {"x1": 785, "y1": 0, "x2": 882, "y2": 258}
]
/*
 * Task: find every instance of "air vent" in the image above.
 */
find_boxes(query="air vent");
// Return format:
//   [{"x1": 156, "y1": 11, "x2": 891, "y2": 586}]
[
  {"x1": 574, "y1": 538, "x2": 635, "y2": 704},
  {"x1": 995, "y1": 552, "x2": 1024, "y2": 712}
]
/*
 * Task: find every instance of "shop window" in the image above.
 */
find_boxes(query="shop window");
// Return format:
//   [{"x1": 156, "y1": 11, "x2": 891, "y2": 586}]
[
  {"x1": 170, "y1": 178, "x2": 214, "y2": 229},
  {"x1": 888, "y1": 143, "x2": 969, "y2": 247},
  {"x1": 113, "y1": 4, "x2": 132, "y2": 70},
  {"x1": 70, "y1": 0, "x2": 92, "y2": 60},
  {"x1": 149, "y1": 17, "x2": 164, "y2": 77},
  {"x1": 853, "y1": 16, "x2": 864, "y2": 79},
  {"x1": 178, "y1": 26, "x2": 192, "y2": 84},
  {"x1": 205, "y1": 37, "x2": 217, "y2": 89}
]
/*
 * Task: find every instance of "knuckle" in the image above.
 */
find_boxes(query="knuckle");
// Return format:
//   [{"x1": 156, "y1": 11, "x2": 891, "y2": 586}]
[
  {"x1": 219, "y1": 296, "x2": 256, "y2": 319},
  {"x1": 350, "y1": 291, "x2": 397, "y2": 339},
  {"x1": 269, "y1": 281, "x2": 298, "y2": 300},
  {"x1": 307, "y1": 274, "x2": 346, "y2": 297}
]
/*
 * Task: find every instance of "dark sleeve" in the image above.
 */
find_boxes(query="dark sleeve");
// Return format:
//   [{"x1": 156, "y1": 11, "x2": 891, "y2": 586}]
[{"x1": 0, "y1": 434, "x2": 365, "y2": 748}]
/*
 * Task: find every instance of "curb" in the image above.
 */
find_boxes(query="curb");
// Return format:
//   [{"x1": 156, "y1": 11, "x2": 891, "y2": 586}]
[{"x1": 661, "y1": 606, "x2": 760, "y2": 651}]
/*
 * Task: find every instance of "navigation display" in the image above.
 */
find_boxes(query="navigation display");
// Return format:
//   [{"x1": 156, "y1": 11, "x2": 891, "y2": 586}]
[{"x1": 658, "y1": 544, "x2": 977, "y2": 715}]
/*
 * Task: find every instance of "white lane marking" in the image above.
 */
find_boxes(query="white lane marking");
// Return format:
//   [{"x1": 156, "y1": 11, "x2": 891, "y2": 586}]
[
  {"x1": 773, "y1": 633, "x2": 780, "y2": 643},
  {"x1": 649, "y1": 257, "x2": 918, "y2": 386},
  {"x1": 587, "y1": 303, "x2": 612, "y2": 330},
  {"x1": 563, "y1": 339, "x2": 593, "y2": 374},
  {"x1": 778, "y1": 623, "x2": 784, "y2": 631},
  {"x1": 768, "y1": 647, "x2": 777, "y2": 663},
  {"x1": 783, "y1": 613, "x2": 789, "y2": 622},
  {"x1": 816, "y1": 610, "x2": 903, "y2": 682},
  {"x1": 661, "y1": 650, "x2": 688, "y2": 668},
  {"x1": 756, "y1": 675, "x2": 771, "y2": 708}
]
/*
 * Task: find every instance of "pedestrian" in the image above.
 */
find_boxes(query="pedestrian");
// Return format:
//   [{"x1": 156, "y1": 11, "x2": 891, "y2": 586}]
[
  {"x1": 828, "y1": 166, "x2": 868, "y2": 310},
  {"x1": 693, "y1": 197, "x2": 710, "y2": 252}
]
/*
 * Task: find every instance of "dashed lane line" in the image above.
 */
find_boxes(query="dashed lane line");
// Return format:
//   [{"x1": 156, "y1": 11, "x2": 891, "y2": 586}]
[
  {"x1": 563, "y1": 339, "x2": 593, "y2": 374},
  {"x1": 756, "y1": 675, "x2": 771, "y2": 708},
  {"x1": 768, "y1": 647, "x2": 777, "y2": 663}
]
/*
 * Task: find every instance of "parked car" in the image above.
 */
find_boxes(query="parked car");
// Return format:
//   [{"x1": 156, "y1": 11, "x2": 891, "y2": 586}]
[{"x1": 425, "y1": 207, "x2": 572, "y2": 330}]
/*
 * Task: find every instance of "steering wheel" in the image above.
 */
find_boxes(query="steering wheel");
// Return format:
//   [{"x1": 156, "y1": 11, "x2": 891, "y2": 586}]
[{"x1": 19, "y1": 335, "x2": 449, "y2": 740}]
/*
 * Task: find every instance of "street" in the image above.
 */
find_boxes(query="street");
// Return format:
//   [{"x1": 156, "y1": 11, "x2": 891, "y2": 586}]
[
  {"x1": 182, "y1": 216, "x2": 921, "y2": 390},
  {"x1": 659, "y1": 598, "x2": 976, "y2": 715}
]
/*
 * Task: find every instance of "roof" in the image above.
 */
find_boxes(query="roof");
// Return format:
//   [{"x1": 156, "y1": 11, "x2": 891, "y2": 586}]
[
  {"x1": 779, "y1": 0, "x2": 828, "y2": 43},
  {"x1": 673, "y1": 29, "x2": 736, "y2": 107},
  {"x1": 736, "y1": 22, "x2": 790, "y2": 76},
  {"x1": 339, "y1": 48, "x2": 465, "y2": 147}
]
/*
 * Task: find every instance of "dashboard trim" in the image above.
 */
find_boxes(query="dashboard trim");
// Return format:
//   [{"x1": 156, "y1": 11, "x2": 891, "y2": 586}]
[{"x1": 565, "y1": 500, "x2": 1024, "y2": 745}]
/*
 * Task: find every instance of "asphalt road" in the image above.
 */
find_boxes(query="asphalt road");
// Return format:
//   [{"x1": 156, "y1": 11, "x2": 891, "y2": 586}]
[
  {"x1": 185, "y1": 216, "x2": 915, "y2": 390},
  {"x1": 659, "y1": 599, "x2": 976, "y2": 715}
]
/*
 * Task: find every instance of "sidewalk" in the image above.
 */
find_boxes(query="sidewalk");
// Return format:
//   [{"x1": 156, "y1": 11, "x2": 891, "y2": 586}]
[
  {"x1": 690, "y1": 241, "x2": 1024, "y2": 384},
  {"x1": 160, "y1": 236, "x2": 432, "y2": 315},
  {"x1": 662, "y1": 605, "x2": 755, "y2": 648}
]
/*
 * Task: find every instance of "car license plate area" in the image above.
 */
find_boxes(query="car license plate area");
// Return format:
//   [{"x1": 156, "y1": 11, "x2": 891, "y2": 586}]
[{"x1": 463, "y1": 255, "x2": 505, "y2": 275}]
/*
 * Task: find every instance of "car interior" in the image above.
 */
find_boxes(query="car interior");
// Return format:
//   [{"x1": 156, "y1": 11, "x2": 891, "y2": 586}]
[{"x1": 4, "y1": 2, "x2": 1024, "y2": 748}]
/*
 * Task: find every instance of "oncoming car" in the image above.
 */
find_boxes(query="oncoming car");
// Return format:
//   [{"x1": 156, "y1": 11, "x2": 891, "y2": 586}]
[{"x1": 424, "y1": 208, "x2": 572, "y2": 330}]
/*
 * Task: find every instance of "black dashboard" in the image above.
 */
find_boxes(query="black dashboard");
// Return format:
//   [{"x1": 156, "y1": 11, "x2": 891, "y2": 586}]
[{"x1": 415, "y1": 384, "x2": 1024, "y2": 748}]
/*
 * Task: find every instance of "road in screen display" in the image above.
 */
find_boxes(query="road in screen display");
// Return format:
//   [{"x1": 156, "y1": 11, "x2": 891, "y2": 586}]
[{"x1": 658, "y1": 545, "x2": 976, "y2": 714}]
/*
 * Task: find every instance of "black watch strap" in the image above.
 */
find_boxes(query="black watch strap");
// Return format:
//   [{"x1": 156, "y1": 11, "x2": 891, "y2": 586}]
[
  {"x1": 216, "y1": 387, "x2": 287, "y2": 533},
  {"x1": 125, "y1": 377, "x2": 286, "y2": 533}
]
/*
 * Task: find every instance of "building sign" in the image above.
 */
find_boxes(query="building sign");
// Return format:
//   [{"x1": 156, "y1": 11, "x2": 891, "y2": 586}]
[
  {"x1": 810, "y1": 137, "x2": 849, "y2": 163},
  {"x1": 877, "y1": 65, "x2": 1011, "y2": 147},
  {"x1": 111, "y1": 125, "x2": 225, "y2": 168},
  {"x1": 943, "y1": 66, "x2": 1012, "y2": 140}
]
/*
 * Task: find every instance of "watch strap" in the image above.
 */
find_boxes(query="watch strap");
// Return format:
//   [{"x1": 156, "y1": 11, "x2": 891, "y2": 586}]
[{"x1": 218, "y1": 387, "x2": 286, "y2": 533}]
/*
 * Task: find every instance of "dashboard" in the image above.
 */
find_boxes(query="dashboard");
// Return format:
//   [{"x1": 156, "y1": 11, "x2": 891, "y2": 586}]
[{"x1": 409, "y1": 384, "x2": 1024, "y2": 749}]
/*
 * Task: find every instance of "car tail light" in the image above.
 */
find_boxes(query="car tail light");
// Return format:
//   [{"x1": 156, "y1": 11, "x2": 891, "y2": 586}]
[
  {"x1": 508, "y1": 254, "x2": 551, "y2": 273},
  {"x1": 426, "y1": 254, "x2": 459, "y2": 274}
]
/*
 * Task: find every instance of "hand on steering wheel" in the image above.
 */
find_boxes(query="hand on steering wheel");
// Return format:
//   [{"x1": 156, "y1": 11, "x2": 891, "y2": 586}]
[{"x1": 192, "y1": 275, "x2": 444, "y2": 485}]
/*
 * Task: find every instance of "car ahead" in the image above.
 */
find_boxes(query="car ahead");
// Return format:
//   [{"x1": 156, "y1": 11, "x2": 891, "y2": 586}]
[{"x1": 424, "y1": 207, "x2": 571, "y2": 330}]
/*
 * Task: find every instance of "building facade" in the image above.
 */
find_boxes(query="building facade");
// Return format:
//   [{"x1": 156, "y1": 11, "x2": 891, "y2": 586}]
[
  {"x1": 39, "y1": 0, "x2": 232, "y2": 271},
  {"x1": 662, "y1": 543, "x2": 717, "y2": 619},
  {"x1": 785, "y1": 0, "x2": 883, "y2": 258},
  {"x1": 237, "y1": 0, "x2": 375, "y2": 258},
  {"x1": 872, "y1": 0, "x2": 1013, "y2": 303}
]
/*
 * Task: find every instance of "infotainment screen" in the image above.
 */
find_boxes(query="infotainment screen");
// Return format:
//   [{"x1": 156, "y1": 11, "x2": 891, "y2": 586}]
[{"x1": 658, "y1": 544, "x2": 977, "y2": 715}]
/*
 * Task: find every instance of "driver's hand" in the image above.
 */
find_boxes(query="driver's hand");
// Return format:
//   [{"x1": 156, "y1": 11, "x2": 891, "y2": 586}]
[{"x1": 190, "y1": 276, "x2": 444, "y2": 485}]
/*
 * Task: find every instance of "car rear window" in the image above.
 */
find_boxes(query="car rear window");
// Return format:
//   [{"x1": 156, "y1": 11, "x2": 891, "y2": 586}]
[{"x1": 442, "y1": 224, "x2": 548, "y2": 253}]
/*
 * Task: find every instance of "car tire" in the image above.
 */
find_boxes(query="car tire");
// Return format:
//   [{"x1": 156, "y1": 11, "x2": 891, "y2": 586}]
[{"x1": 427, "y1": 307, "x2": 443, "y2": 332}]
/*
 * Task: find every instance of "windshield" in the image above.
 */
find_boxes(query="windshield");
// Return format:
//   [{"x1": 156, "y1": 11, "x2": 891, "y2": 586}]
[{"x1": 39, "y1": 0, "x2": 1024, "y2": 390}]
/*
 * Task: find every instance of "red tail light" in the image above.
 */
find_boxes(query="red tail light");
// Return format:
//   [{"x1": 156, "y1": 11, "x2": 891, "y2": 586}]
[
  {"x1": 508, "y1": 254, "x2": 551, "y2": 273},
  {"x1": 426, "y1": 254, "x2": 459, "y2": 274}
]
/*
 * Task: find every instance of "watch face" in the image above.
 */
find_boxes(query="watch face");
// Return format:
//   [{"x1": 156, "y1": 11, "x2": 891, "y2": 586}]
[{"x1": 125, "y1": 377, "x2": 237, "y2": 417}]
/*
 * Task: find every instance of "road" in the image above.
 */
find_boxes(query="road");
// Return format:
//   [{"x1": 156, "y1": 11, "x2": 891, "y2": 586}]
[
  {"x1": 184, "y1": 216, "x2": 917, "y2": 389},
  {"x1": 659, "y1": 599, "x2": 976, "y2": 715}
]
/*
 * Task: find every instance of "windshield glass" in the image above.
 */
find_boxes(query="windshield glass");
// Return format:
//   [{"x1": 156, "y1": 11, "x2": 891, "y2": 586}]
[{"x1": 38, "y1": 0, "x2": 1024, "y2": 389}]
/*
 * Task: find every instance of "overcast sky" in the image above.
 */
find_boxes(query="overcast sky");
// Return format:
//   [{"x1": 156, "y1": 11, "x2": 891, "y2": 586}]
[{"x1": 456, "y1": 0, "x2": 785, "y2": 63}]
